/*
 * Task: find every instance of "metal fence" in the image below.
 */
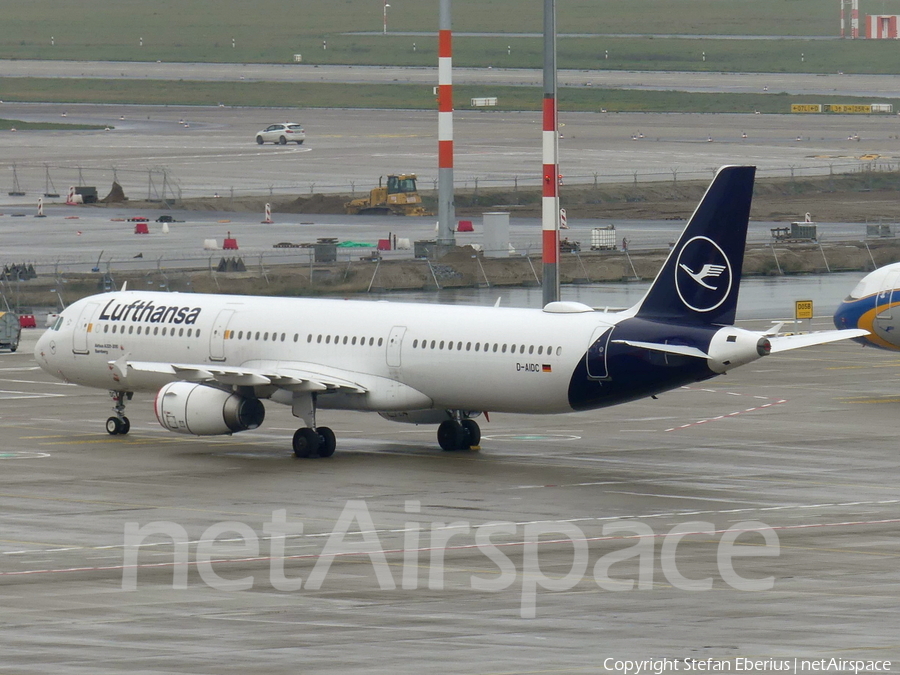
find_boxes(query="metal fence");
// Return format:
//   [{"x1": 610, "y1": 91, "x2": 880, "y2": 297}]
[{"x1": 7, "y1": 159, "x2": 900, "y2": 204}]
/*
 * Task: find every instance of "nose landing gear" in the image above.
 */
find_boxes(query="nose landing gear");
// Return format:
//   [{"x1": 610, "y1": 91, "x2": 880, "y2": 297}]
[{"x1": 106, "y1": 390, "x2": 133, "y2": 435}]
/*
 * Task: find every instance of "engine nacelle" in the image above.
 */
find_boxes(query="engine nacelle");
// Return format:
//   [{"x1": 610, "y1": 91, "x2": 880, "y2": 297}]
[
  {"x1": 155, "y1": 382, "x2": 265, "y2": 436},
  {"x1": 706, "y1": 327, "x2": 770, "y2": 374}
]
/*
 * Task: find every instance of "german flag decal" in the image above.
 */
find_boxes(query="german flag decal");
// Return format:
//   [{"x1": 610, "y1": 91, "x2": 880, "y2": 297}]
[{"x1": 542, "y1": 364, "x2": 552, "y2": 373}]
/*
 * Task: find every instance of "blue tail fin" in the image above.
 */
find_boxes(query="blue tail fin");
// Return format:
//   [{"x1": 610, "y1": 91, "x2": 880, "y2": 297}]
[{"x1": 635, "y1": 165, "x2": 755, "y2": 326}]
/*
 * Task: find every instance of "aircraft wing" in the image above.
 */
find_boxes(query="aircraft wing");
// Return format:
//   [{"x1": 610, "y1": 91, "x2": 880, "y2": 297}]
[
  {"x1": 118, "y1": 359, "x2": 368, "y2": 394},
  {"x1": 766, "y1": 329, "x2": 868, "y2": 354}
]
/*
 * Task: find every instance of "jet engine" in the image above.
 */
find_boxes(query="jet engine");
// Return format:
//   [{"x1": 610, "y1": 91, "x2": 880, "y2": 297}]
[
  {"x1": 706, "y1": 326, "x2": 771, "y2": 374},
  {"x1": 155, "y1": 382, "x2": 265, "y2": 436}
]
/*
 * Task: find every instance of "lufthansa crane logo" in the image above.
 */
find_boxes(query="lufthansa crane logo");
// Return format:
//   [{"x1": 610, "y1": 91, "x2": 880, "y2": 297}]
[{"x1": 674, "y1": 236, "x2": 733, "y2": 312}]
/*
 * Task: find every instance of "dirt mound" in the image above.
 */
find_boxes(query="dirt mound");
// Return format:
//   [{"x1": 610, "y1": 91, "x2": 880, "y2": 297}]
[
  {"x1": 88, "y1": 171, "x2": 900, "y2": 224},
  {"x1": 280, "y1": 194, "x2": 348, "y2": 214},
  {"x1": 100, "y1": 181, "x2": 126, "y2": 203}
]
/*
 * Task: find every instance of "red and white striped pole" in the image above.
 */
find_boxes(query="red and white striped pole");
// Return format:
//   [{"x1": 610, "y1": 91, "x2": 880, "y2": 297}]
[
  {"x1": 542, "y1": 0, "x2": 560, "y2": 306},
  {"x1": 839, "y1": 0, "x2": 845, "y2": 38},
  {"x1": 851, "y1": 0, "x2": 859, "y2": 38},
  {"x1": 436, "y1": 0, "x2": 455, "y2": 247},
  {"x1": 840, "y1": 0, "x2": 844, "y2": 38}
]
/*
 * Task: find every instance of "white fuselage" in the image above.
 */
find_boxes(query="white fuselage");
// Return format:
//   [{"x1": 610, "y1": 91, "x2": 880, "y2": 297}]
[{"x1": 35, "y1": 291, "x2": 622, "y2": 415}]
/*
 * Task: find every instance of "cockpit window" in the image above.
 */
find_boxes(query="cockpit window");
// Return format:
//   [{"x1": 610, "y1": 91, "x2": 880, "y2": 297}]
[
  {"x1": 847, "y1": 279, "x2": 869, "y2": 300},
  {"x1": 847, "y1": 265, "x2": 900, "y2": 301},
  {"x1": 52, "y1": 316, "x2": 64, "y2": 331}
]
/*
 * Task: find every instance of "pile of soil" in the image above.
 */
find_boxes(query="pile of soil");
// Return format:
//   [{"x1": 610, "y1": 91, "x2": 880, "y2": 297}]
[
  {"x1": 99, "y1": 181, "x2": 126, "y2": 203},
  {"x1": 90, "y1": 171, "x2": 900, "y2": 224}
]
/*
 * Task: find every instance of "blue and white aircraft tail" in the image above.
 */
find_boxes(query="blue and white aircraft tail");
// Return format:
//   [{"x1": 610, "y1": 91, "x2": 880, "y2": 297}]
[
  {"x1": 34, "y1": 166, "x2": 866, "y2": 458},
  {"x1": 636, "y1": 164, "x2": 754, "y2": 326}
]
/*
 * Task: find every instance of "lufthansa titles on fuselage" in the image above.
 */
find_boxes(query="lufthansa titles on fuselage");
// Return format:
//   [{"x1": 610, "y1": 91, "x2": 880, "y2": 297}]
[{"x1": 98, "y1": 298, "x2": 201, "y2": 325}]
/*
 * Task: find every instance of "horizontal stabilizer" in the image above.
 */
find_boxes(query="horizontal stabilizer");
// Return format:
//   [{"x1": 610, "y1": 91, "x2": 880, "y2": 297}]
[
  {"x1": 767, "y1": 329, "x2": 868, "y2": 353},
  {"x1": 611, "y1": 339, "x2": 710, "y2": 359}
]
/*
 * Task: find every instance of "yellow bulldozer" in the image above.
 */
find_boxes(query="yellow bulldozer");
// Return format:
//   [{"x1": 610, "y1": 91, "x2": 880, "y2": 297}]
[{"x1": 345, "y1": 174, "x2": 428, "y2": 216}]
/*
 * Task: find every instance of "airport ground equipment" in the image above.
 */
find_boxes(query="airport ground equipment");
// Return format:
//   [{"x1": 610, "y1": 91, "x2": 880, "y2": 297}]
[
  {"x1": 771, "y1": 213, "x2": 817, "y2": 243},
  {"x1": 345, "y1": 174, "x2": 428, "y2": 216},
  {"x1": 0, "y1": 311, "x2": 21, "y2": 352},
  {"x1": 591, "y1": 226, "x2": 617, "y2": 250}
]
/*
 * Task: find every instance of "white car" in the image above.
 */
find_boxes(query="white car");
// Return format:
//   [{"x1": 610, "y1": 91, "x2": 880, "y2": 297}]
[{"x1": 255, "y1": 123, "x2": 305, "y2": 145}]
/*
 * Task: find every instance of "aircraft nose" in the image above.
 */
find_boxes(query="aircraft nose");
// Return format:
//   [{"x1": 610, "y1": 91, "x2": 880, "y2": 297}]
[
  {"x1": 33, "y1": 329, "x2": 55, "y2": 367},
  {"x1": 833, "y1": 301, "x2": 854, "y2": 330}
]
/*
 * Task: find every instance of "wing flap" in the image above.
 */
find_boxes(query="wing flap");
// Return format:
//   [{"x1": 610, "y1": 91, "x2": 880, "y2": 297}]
[{"x1": 118, "y1": 360, "x2": 367, "y2": 393}]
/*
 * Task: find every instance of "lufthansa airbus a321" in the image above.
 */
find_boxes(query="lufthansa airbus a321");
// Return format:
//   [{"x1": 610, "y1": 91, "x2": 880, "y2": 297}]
[{"x1": 34, "y1": 166, "x2": 865, "y2": 458}]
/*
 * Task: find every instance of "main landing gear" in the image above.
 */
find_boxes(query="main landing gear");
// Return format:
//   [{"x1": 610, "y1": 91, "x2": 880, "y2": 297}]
[
  {"x1": 290, "y1": 391, "x2": 336, "y2": 459},
  {"x1": 437, "y1": 415, "x2": 481, "y2": 452},
  {"x1": 106, "y1": 390, "x2": 133, "y2": 435},
  {"x1": 292, "y1": 426, "x2": 336, "y2": 459}
]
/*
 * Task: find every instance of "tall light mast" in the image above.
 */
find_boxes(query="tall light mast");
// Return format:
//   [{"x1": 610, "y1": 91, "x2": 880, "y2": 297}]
[
  {"x1": 436, "y1": 0, "x2": 456, "y2": 248},
  {"x1": 542, "y1": 0, "x2": 560, "y2": 305}
]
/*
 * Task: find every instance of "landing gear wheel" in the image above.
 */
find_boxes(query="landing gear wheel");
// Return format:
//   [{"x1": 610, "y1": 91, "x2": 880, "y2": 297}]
[
  {"x1": 316, "y1": 426, "x2": 336, "y2": 458},
  {"x1": 119, "y1": 416, "x2": 131, "y2": 435},
  {"x1": 293, "y1": 428, "x2": 320, "y2": 458},
  {"x1": 256, "y1": 135, "x2": 264, "y2": 145},
  {"x1": 438, "y1": 420, "x2": 466, "y2": 452},
  {"x1": 278, "y1": 135, "x2": 287, "y2": 145},
  {"x1": 106, "y1": 417, "x2": 122, "y2": 435},
  {"x1": 461, "y1": 419, "x2": 481, "y2": 448}
]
